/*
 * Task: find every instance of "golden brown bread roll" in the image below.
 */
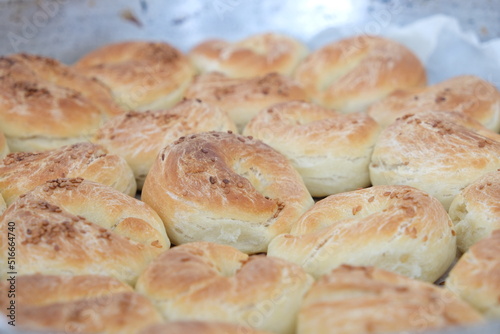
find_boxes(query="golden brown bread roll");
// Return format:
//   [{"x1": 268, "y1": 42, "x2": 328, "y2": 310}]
[
  {"x1": 75, "y1": 41, "x2": 195, "y2": 111},
  {"x1": 0, "y1": 274, "x2": 162, "y2": 333},
  {"x1": 0, "y1": 132, "x2": 8, "y2": 159},
  {"x1": 0, "y1": 178, "x2": 169, "y2": 284},
  {"x1": 184, "y1": 72, "x2": 308, "y2": 131},
  {"x1": 367, "y1": 75, "x2": 500, "y2": 131},
  {"x1": 0, "y1": 54, "x2": 123, "y2": 152},
  {"x1": 447, "y1": 230, "x2": 500, "y2": 319},
  {"x1": 294, "y1": 35, "x2": 426, "y2": 113},
  {"x1": 140, "y1": 321, "x2": 272, "y2": 334},
  {"x1": 94, "y1": 99, "x2": 237, "y2": 189},
  {"x1": 448, "y1": 170, "x2": 500, "y2": 252},
  {"x1": 142, "y1": 131, "x2": 314, "y2": 253},
  {"x1": 268, "y1": 185, "x2": 456, "y2": 282},
  {"x1": 0, "y1": 142, "x2": 136, "y2": 205},
  {"x1": 190, "y1": 33, "x2": 308, "y2": 78},
  {"x1": 298, "y1": 265, "x2": 483, "y2": 334},
  {"x1": 136, "y1": 242, "x2": 313, "y2": 334},
  {"x1": 370, "y1": 111, "x2": 500, "y2": 210},
  {"x1": 243, "y1": 101, "x2": 381, "y2": 196}
]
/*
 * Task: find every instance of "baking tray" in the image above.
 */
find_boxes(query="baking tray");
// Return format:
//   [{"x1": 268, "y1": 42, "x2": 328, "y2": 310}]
[{"x1": 0, "y1": 0, "x2": 499, "y2": 333}]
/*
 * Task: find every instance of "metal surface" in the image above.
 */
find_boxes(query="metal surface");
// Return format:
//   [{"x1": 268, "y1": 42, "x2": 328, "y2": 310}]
[{"x1": 0, "y1": 1, "x2": 500, "y2": 333}]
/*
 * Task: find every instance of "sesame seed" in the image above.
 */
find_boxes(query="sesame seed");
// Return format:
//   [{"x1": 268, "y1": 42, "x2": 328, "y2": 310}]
[
  {"x1": 223, "y1": 179, "x2": 230, "y2": 184},
  {"x1": 201, "y1": 148, "x2": 208, "y2": 153},
  {"x1": 209, "y1": 176, "x2": 216, "y2": 184}
]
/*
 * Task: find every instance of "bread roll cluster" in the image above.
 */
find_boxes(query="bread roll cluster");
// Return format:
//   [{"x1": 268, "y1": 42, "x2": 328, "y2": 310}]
[{"x1": 1, "y1": 31, "x2": 499, "y2": 333}]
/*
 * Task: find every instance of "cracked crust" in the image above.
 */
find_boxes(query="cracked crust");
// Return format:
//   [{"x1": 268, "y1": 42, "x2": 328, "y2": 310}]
[
  {"x1": 268, "y1": 185, "x2": 456, "y2": 282},
  {"x1": 141, "y1": 131, "x2": 314, "y2": 253},
  {"x1": 0, "y1": 178, "x2": 169, "y2": 284}
]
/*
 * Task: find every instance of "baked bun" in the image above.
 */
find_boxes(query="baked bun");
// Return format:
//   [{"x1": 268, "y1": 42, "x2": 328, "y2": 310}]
[
  {"x1": 141, "y1": 321, "x2": 272, "y2": 334},
  {"x1": 268, "y1": 185, "x2": 456, "y2": 282},
  {"x1": 0, "y1": 274, "x2": 162, "y2": 333},
  {"x1": 447, "y1": 230, "x2": 500, "y2": 318},
  {"x1": 367, "y1": 75, "x2": 500, "y2": 131},
  {"x1": 0, "y1": 178, "x2": 169, "y2": 284},
  {"x1": 449, "y1": 170, "x2": 500, "y2": 252},
  {"x1": 294, "y1": 35, "x2": 426, "y2": 113},
  {"x1": 298, "y1": 265, "x2": 483, "y2": 334},
  {"x1": 190, "y1": 33, "x2": 307, "y2": 78},
  {"x1": 0, "y1": 132, "x2": 8, "y2": 159},
  {"x1": 142, "y1": 131, "x2": 314, "y2": 253},
  {"x1": 75, "y1": 41, "x2": 195, "y2": 111},
  {"x1": 0, "y1": 54, "x2": 123, "y2": 152},
  {"x1": 136, "y1": 242, "x2": 313, "y2": 334},
  {"x1": 243, "y1": 101, "x2": 381, "y2": 196},
  {"x1": 370, "y1": 111, "x2": 500, "y2": 210},
  {"x1": 94, "y1": 99, "x2": 237, "y2": 189},
  {"x1": 0, "y1": 142, "x2": 136, "y2": 205},
  {"x1": 184, "y1": 72, "x2": 308, "y2": 131}
]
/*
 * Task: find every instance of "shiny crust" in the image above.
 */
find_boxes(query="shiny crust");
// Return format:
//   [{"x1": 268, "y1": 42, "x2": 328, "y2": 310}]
[
  {"x1": 75, "y1": 41, "x2": 195, "y2": 111},
  {"x1": 298, "y1": 265, "x2": 483, "y2": 334},
  {"x1": 370, "y1": 111, "x2": 500, "y2": 210},
  {"x1": 449, "y1": 170, "x2": 500, "y2": 252},
  {"x1": 0, "y1": 142, "x2": 136, "y2": 205},
  {"x1": 294, "y1": 35, "x2": 426, "y2": 113},
  {"x1": 243, "y1": 101, "x2": 381, "y2": 196},
  {"x1": 268, "y1": 185, "x2": 456, "y2": 282},
  {"x1": 367, "y1": 75, "x2": 500, "y2": 131},
  {"x1": 136, "y1": 242, "x2": 313, "y2": 334},
  {"x1": 447, "y1": 230, "x2": 500, "y2": 318},
  {"x1": 0, "y1": 54, "x2": 123, "y2": 152},
  {"x1": 0, "y1": 274, "x2": 162, "y2": 333},
  {"x1": 141, "y1": 131, "x2": 314, "y2": 253},
  {"x1": 94, "y1": 99, "x2": 237, "y2": 189},
  {"x1": 140, "y1": 321, "x2": 272, "y2": 334},
  {"x1": 0, "y1": 132, "x2": 8, "y2": 159},
  {"x1": 0, "y1": 178, "x2": 169, "y2": 284},
  {"x1": 184, "y1": 72, "x2": 308, "y2": 130},
  {"x1": 190, "y1": 33, "x2": 308, "y2": 78}
]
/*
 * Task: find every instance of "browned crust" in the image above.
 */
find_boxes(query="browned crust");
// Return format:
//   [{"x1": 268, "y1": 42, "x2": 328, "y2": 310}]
[
  {"x1": 94, "y1": 99, "x2": 237, "y2": 188},
  {"x1": 294, "y1": 35, "x2": 426, "y2": 112},
  {"x1": 141, "y1": 131, "x2": 313, "y2": 253},
  {"x1": 190, "y1": 33, "x2": 308, "y2": 78},
  {"x1": 75, "y1": 41, "x2": 195, "y2": 110},
  {"x1": 0, "y1": 178, "x2": 168, "y2": 284},
  {"x1": 0, "y1": 142, "x2": 136, "y2": 205},
  {"x1": 0, "y1": 54, "x2": 123, "y2": 143},
  {"x1": 367, "y1": 75, "x2": 500, "y2": 131},
  {"x1": 297, "y1": 265, "x2": 483, "y2": 334}
]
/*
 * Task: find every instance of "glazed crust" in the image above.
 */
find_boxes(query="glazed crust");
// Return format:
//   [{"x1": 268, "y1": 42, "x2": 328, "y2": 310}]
[
  {"x1": 141, "y1": 131, "x2": 314, "y2": 253},
  {"x1": 75, "y1": 41, "x2": 195, "y2": 111},
  {"x1": 294, "y1": 35, "x2": 426, "y2": 113}
]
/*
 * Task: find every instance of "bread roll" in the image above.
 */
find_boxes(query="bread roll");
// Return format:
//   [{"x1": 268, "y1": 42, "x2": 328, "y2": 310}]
[
  {"x1": 94, "y1": 99, "x2": 237, "y2": 189},
  {"x1": 268, "y1": 185, "x2": 456, "y2": 282},
  {"x1": 243, "y1": 101, "x2": 381, "y2": 196},
  {"x1": 447, "y1": 230, "x2": 500, "y2": 318},
  {"x1": 0, "y1": 132, "x2": 8, "y2": 159},
  {"x1": 0, "y1": 274, "x2": 162, "y2": 333},
  {"x1": 298, "y1": 265, "x2": 483, "y2": 334},
  {"x1": 75, "y1": 41, "x2": 195, "y2": 111},
  {"x1": 449, "y1": 170, "x2": 500, "y2": 252},
  {"x1": 370, "y1": 111, "x2": 500, "y2": 210},
  {"x1": 0, "y1": 54, "x2": 123, "y2": 152},
  {"x1": 184, "y1": 72, "x2": 308, "y2": 131},
  {"x1": 142, "y1": 131, "x2": 314, "y2": 253},
  {"x1": 0, "y1": 142, "x2": 136, "y2": 205},
  {"x1": 294, "y1": 35, "x2": 426, "y2": 113},
  {"x1": 190, "y1": 33, "x2": 307, "y2": 78},
  {"x1": 0, "y1": 178, "x2": 169, "y2": 284},
  {"x1": 140, "y1": 322, "x2": 272, "y2": 334},
  {"x1": 136, "y1": 242, "x2": 313, "y2": 334},
  {"x1": 367, "y1": 75, "x2": 500, "y2": 131}
]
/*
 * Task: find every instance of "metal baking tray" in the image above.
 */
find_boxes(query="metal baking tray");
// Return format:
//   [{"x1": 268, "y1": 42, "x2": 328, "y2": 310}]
[{"x1": 0, "y1": 0, "x2": 499, "y2": 333}]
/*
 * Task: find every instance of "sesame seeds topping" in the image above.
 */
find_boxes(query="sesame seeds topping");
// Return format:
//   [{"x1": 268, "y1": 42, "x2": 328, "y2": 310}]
[
  {"x1": 368, "y1": 196, "x2": 375, "y2": 203},
  {"x1": 209, "y1": 176, "x2": 216, "y2": 184},
  {"x1": 201, "y1": 148, "x2": 208, "y2": 154},
  {"x1": 352, "y1": 205, "x2": 362, "y2": 215},
  {"x1": 222, "y1": 179, "x2": 230, "y2": 184},
  {"x1": 227, "y1": 130, "x2": 233, "y2": 134},
  {"x1": 237, "y1": 137, "x2": 245, "y2": 142}
]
